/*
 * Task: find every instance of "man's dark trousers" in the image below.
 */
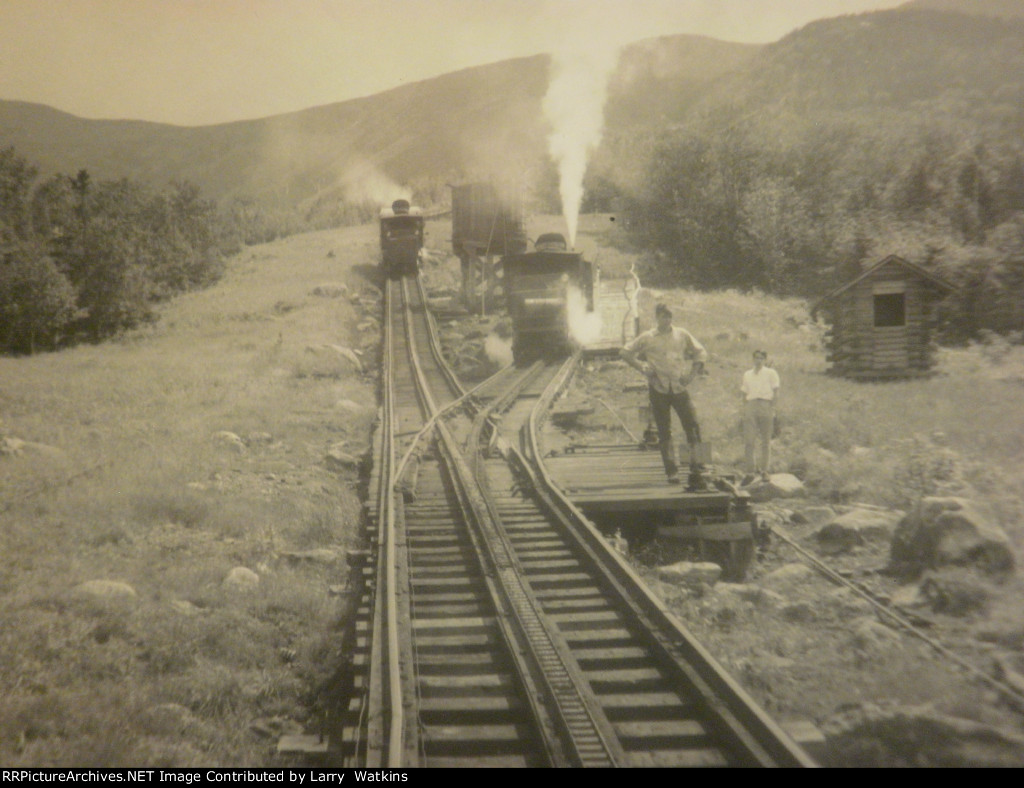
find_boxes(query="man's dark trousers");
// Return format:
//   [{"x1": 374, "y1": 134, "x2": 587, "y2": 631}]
[{"x1": 649, "y1": 386, "x2": 701, "y2": 476}]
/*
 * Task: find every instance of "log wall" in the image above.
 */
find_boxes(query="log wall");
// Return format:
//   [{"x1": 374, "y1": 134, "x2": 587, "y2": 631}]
[{"x1": 822, "y1": 261, "x2": 943, "y2": 379}]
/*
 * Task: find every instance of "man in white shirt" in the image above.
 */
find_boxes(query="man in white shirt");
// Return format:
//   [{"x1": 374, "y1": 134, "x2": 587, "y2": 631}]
[
  {"x1": 740, "y1": 349, "x2": 781, "y2": 481},
  {"x1": 621, "y1": 303, "x2": 708, "y2": 490}
]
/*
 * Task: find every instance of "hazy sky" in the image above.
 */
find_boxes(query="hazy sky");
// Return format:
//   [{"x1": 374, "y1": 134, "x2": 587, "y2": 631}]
[{"x1": 0, "y1": 0, "x2": 908, "y2": 127}]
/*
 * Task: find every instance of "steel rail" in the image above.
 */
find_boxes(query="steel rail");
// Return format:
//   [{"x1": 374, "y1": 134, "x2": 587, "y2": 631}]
[
  {"x1": 397, "y1": 279, "x2": 571, "y2": 766},
  {"x1": 516, "y1": 353, "x2": 817, "y2": 767},
  {"x1": 463, "y1": 359, "x2": 628, "y2": 766}
]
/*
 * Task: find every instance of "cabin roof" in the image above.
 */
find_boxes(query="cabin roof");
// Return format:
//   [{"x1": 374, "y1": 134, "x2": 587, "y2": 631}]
[{"x1": 812, "y1": 255, "x2": 956, "y2": 316}]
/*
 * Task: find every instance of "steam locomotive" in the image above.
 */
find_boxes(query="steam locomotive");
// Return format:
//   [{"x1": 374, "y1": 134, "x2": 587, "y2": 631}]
[
  {"x1": 503, "y1": 232, "x2": 595, "y2": 364},
  {"x1": 450, "y1": 182, "x2": 596, "y2": 364},
  {"x1": 379, "y1": 199, "x2": 424, "y2": 279}
]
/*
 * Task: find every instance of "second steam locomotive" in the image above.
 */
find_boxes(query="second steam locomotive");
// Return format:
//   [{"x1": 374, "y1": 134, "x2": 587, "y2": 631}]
[{"x1": 379, "y1": 199, "x2": 425, "y2": 279}]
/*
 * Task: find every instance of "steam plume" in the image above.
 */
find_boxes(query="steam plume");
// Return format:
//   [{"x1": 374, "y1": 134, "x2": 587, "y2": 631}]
[
  {"x1": 543, "y1": 44, "x2": 621, "y2": 248},
  {"x1": 567, "y1": 286, "x2": 603, "y2": 346},
  {"x1": 340, "y1": 159, "x2": 410, "y2": 205},
  {"x1": 484, "y1": 332, "x2": 514, "y2": 367}
]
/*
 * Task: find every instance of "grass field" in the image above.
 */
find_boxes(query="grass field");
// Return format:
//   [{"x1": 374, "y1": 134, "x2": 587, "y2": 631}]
[{"x1": 0, "y1": 225, "x2": 382, "y2": 766}]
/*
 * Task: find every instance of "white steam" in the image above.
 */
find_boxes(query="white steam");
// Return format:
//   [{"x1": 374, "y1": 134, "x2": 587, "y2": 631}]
[
  {"x1": 566, "y1": 286, "x2": 603, "y2": 347},
  {"x1": 340, "y1": 159, "x2": 410, "y2": 205},
  {"x1": 542, "y1": 44, "x2": 621, "y2": 248},
  {"x1": 484, "y1": 332, "x2": 514, "y2": 367}
]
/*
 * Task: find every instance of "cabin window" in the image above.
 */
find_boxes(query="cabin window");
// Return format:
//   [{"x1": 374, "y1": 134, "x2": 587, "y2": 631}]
[{"x1": 873, "y1": 292, "x2": 906, "y2": 327}]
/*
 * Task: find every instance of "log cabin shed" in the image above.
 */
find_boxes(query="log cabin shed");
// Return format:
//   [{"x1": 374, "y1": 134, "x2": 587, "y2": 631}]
[{"x1": 812, "y1": 255, "x2": 956, "y2": 379}]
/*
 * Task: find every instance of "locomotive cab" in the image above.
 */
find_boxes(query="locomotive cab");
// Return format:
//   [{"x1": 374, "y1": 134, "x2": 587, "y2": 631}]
[
  {"x1": 379, "y1": 199, "x2": 424, "y2": 279},
  {"x1": 503, "y1": 233, "x2": 595, "y2": 364}
]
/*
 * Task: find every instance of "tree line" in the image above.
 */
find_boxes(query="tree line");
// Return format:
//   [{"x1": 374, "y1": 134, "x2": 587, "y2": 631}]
[
  {"x1": 0, "y1": 146, "x2": 240, "y2": 354},
  {"x1": 0, "y1": 146, "x2": 416, "y2": 355},
  {"x1": 603, "y1": 117, "x2": 1024, "y2": 340}
]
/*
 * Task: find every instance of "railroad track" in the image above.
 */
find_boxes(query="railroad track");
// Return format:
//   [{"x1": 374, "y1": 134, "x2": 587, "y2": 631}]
[{"x1": 336, "y1": 275, "x2": 817, "y2": 767}]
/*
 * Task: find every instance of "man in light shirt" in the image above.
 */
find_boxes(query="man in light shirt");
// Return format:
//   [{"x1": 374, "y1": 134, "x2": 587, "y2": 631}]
[
  {"x1": 621, "y1": 303, "x2": 708, "y2": 490},
  {"x1": 740, "y1": 349, "x2": 780, "y2": 481}
]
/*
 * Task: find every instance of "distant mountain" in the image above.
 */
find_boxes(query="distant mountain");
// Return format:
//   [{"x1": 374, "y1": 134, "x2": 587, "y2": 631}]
[
  {"x1": 2, "y1": 4, "x2": 1023, "y2": 214},
  {"x1": 674, "y1": 7, "x2": 1024, "y2": 141},
  {"x1": 0, "y1": 36, "x2": 756, "y2": 209},
  {"x1": 901, "y1": 0, "x2": 1024, "y2": 18},
  {"x1": 0, "y1": 56, "x2": 552, "y2": 206}
]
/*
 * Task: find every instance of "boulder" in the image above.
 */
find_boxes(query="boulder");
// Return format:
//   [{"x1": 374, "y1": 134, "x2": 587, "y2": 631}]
[
  {"x1": 761, "y1": 563, "x2": 815, "y2": 588},
  {"x1": 310, "y1": 282, "x2": 348, "y2": 298},
  {"x1": 325, "y1": 446, "x2": 361, "y2": 472},
  {"x1": 815, "y1": 508, "x2": 903, "y2": 554},
  {"x1": 713, "y1": 582, "x2": 783, "y2": 608},
  {"x1": 747, "y1": 473, "x2": 804, "y2": 501},
  {"x1": 848, "y1": 616, "x2": 902, "y2": 654},
  {"x1": 250, "y1": 716, "x2": 303, "y2": 740},
  {"x1": 790, "y1": 506, "x2": 836, "y2": 526},
  {"x1": 889, "y1": 497, "x2": 1015, "y2": 577},
  {"x1": 279, "y1": 548, "x2": 340, "y2": 565},
  {"x1": 335, "y1": 398, "x2": 368, "y2": 415},
  {"x1": 212, "y1": 431, "x2": 246, "y2": 452},
  {"x1": 824, "y1": 587, "x2": 875, "y2": 617},
  {"x1": 658, "y1": 561, "x2": 722, "y2": 588},
  {"x1": 305, "y1": 344, "x2": 363, "y2": 373},
  {"x1": 223, "y1": 567, "x2": 260, "y2": 592},
  {"x1": 0, "y1": 436, "x2": 25, "y2": 456},
  {"x1": 71, "y1": 580, "x2": 138, "y2": 605},
  {"x1": 920, "y1": 570, "x2": 993, "y2": 616},
  {"x1": 767, "y1": 473, "x2": 804, "y2": 495},
  {"x1": 0, "y1": 437, "x2": 66, "y2": 459},
  {"x1": 890, "y1": 584, "x2": 929, "y2": 610},
  {"x1": 820, "y1": 703, "x2": 1024, "y2": 767}
]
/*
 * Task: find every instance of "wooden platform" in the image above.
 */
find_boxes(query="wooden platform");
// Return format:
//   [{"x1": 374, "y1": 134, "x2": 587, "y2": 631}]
[{"x1": 542, "y1": 445, "x2": 734, "y2": 514}]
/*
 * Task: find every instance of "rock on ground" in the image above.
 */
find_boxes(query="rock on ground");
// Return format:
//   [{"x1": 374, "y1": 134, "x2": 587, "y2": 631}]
[
  {"x1": 223, "y1": 567, "x2": 260, "y2": 592},
  {"x1": 815, "y1": 508, "x2": 903, "y2": 554},
  {"x1": 820, "y1": 702, "x2": 1024, "y2": 767},
  {"x1": 889, "y1": 497, "x2": 1015, "y2": 577},
  {"x1": 658, "y1": 561, "x2": 722, "y2": 588}
]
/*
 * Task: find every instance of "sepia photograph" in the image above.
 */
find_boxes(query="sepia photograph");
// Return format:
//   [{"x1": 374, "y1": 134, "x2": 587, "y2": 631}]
[{"x1": 1, "y1": 0, "x2": 1024, "y2": 770}]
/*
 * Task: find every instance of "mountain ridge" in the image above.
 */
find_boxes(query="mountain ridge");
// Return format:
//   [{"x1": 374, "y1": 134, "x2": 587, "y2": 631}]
[{"x1": 2, "y1": 3, "x2": 1024, "y2": 210}]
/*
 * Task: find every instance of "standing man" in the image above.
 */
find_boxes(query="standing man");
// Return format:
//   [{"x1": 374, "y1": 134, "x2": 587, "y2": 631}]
[
  {"x1": 740, "y1": 349, "x2": 780, "y2": 482},
  {"x1": 621, "y1": 303, "x2": 708, "y2": 490}
]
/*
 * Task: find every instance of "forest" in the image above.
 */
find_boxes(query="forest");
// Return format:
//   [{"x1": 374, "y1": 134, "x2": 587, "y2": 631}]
[
  {"x1": 0, "y1": 146, "x2": 239, "y2": 354},
  {"x1": 591, "y1": 9, "x2": 1024, "y2": 341},
  {"x1": 0, "y1": 145, "x2": 395, "y2": 355}
]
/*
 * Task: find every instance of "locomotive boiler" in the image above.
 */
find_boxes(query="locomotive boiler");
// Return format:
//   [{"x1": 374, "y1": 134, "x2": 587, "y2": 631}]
[{"x1": 379, "y1": 199, "x2": 424, "y2": 279}]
